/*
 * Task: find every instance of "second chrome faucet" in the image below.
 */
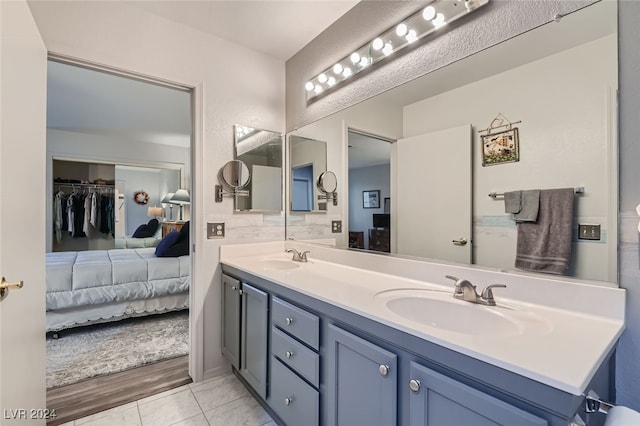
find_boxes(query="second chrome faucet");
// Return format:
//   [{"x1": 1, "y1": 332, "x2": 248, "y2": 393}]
[
  {"x1": 286, "y1": 248, "x2": 310, "y2": 262},
  {"x1": 445, "y1": 275, "x2": 506, "y2": 306}
]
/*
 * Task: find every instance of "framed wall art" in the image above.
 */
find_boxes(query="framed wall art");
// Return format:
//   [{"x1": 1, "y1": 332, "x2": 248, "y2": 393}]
[{"x1": 363, "y1": 190, "x2": 380, "y2": 209}]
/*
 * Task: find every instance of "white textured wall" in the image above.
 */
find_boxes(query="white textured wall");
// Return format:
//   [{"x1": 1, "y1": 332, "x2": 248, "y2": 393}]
[{"x1": 30, "y1": 1, "x2": 286, "y2": 380}]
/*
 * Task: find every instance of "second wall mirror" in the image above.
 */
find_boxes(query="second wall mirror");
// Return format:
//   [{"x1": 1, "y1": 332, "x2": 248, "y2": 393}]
[{"x1": 233, "y1": 125, "x2": 283, "y2": 212}]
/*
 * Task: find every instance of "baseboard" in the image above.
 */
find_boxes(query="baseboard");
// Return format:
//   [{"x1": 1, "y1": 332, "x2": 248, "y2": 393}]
[{"x1": 201, "y1": 364, "x2": 232, "y2": 382}]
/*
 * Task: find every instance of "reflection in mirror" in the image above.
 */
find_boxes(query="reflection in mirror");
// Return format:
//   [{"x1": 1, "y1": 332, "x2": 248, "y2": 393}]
[
  {"x1": 317, "y1": 171, "x2": 337, "y2": 193},
  {"x1": 289, "y1": 135, "x2": 328, "y2": 212},
  {"x1": 285, "y1": 1, "x2": 618, "y2": 285},
  {"x1": 221, "y1": 160, "x2": 250, "y2": 189},
  {"x1": 317, "y1": 170, "x2": 338, "y2": 206},
  {"x1": 233, "y1": 125, "x2": 282, "y2": 212}
]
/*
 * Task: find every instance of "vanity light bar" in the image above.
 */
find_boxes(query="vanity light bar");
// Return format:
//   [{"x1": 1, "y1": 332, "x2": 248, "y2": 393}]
[{"x1": 305, "y1": 0, "x2": 489, "y2": 101}]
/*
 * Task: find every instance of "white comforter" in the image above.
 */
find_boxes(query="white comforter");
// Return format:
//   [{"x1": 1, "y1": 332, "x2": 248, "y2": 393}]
[{"x1": 45, "y1": 248, "x2": 190, "y2": 311}]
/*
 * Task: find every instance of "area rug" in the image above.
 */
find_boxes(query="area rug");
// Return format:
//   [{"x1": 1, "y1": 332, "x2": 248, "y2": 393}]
[{"x1": 46, "y1": 310, "x2": 189, "y2": 389}]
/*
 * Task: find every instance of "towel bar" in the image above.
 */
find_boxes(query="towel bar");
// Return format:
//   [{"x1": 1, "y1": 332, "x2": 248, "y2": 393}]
[{"x1": 488, "y1": 187, "x2": 584, "y2": 199}]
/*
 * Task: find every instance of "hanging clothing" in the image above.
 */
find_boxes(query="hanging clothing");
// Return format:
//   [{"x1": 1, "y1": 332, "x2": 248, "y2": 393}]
[
  {"x1": 100, "y1": 194, "x2": 112, "y2": 234},
  {"x1": 83, "y1": 192, "x2": 92, "y2": 236},
  {"x1": 90, "y1": 192, "x2": 98, "y2": 227},
  {"x1": 67, "y1": 195, "x2": 74, "y2": 236},
  {"x1": 72, "y1": 193, "x2": 86, "y2": 238},
  {"x1": 54, "y1": 190, "x2": 65, "y2": 243}
]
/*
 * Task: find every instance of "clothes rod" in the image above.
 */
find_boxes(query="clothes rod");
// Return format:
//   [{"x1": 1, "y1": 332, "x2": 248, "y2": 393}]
[{"x1": 488, "y1": 187, "x2": 585, "y2": 199}]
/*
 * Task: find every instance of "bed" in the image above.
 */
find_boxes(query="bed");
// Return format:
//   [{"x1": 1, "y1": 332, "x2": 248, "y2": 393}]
[{"x1": 45, "y1": 247, "x2": 190, "y2": 334}]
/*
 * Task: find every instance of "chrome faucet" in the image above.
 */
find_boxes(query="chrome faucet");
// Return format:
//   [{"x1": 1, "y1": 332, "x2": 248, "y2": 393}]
[
  {"x1": 445, "y1": 275, "x2": 506, "y2": 306},
  {"x1": 286, "y1": 248, "x2": 310, "y2": 262}
]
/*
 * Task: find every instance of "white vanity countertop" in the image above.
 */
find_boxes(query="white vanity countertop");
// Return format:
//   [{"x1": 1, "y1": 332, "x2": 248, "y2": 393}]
[{"x1": 220, "y1": 241, "x2": 625, "y2": 396}]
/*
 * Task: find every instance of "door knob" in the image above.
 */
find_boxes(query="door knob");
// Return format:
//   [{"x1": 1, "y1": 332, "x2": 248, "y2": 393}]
[
  {"x1": 452, "y1": 238, "x2": 468, "y2": 246},
  {"x1": 0, "y1": 277, "x2": 23, "y2": 299}
]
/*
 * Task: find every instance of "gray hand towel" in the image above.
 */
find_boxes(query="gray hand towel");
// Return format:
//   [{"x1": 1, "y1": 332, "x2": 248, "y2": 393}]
[
  {"x1": 513, "y1": 189, "x2": 540, "y2": 222},
  {"x1": 515, "y1": 188, "x2": 574, "y2": 275},
  {"x1": 503, "y1": 191, "x2": 522, "y2": 214}
]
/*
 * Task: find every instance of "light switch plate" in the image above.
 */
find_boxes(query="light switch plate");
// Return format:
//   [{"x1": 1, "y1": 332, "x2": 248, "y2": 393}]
[
  {"x1": 207, "y1": 222, "x2": 225, "y2": 239},
  {"x1": 332, "y1": 220, "x2": 342, "y2": 233},
  {"x1": 578, "y1": 224, "x2": 600, "y2": 240}
]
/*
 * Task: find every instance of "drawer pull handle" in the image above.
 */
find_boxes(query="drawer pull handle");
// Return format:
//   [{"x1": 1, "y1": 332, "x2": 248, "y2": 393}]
[
  {"x1": 285, "y1": 351, "x2": 294, "y2": 359},
  {"x1": 379, "y1": 364, "x2": 390, "y2": 376},
  {"x1": 409, "y1": 379, "x2": 421, "y2": 393},
  {"x1": 284, "y1": 397, "x2": 293, "y2": 406},
  {"x1": 285, "y1": 317, "x2": 294, "y2": 326}
]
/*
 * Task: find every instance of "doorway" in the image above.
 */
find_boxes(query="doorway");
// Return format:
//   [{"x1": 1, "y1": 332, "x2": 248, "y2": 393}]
[
  {"x1": 347, "y1": 130, "x2": 393, "y2": 252},
  {"x1": 45, "y1": 58, "x2": 194, "y2": 417}
]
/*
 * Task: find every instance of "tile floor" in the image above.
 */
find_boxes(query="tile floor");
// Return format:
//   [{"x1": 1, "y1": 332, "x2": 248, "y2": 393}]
[{"x1": 58, "y1": 373, "x2": 275, "y2": 426}]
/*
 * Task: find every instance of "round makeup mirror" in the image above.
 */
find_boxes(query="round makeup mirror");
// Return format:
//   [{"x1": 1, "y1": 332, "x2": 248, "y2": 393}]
[
  {"x1": 220, "y1": 160, "x2": 251, "y2": 189},
  {"x1": 317, "y1": 170, "x2": 337, "y2": 194}
]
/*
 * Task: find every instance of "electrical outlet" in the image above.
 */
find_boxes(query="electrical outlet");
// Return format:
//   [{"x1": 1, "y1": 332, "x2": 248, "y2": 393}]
[
  {"x1": 332, "y1": 220, "x2": 342, "y2": 233},
  {"x1": 578, "y1": 224, "x2": 600, "y2": 240},
  {"x1": 207, "y1": 222, "x2": 225, "y2": 239}
]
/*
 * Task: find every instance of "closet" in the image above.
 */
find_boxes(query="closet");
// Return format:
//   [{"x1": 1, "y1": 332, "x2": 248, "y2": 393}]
[{"x1": 52, "y1": 159, "x2": 116, "y2": 252}]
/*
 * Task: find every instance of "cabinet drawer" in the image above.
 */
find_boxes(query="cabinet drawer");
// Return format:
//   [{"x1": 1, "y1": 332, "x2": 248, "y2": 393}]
[
  {"x1": 270, "y1": 358, "x2": 319, "y2": 426},
  {"x1": 272, "y1": 327, "x2": 320, "y2": 388},
  {"x1": 272, "y1": 297, "x2": 319, "y2": 350}
]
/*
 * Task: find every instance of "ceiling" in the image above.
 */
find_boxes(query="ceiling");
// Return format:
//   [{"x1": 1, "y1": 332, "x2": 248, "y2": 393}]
[
  {"x1": 45, "y1": 1, "x2": 358, "y2": 147},
  {"x1": 128, "y1": 1, "x2": 359, "y2": 61}
]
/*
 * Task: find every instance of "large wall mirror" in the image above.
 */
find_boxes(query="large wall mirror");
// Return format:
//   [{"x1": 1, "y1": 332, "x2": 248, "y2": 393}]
[
  {"x1": 234, "y1": 125, "x2": 283, "y2": 212},
  {"x1": 285, "y1": 1, "x2": 618, "y2": 286}
]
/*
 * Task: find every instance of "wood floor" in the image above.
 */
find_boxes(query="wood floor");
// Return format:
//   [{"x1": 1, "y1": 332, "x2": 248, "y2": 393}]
[{"x1": 46, "y1": 355, "x2": 191, "y2": 425}]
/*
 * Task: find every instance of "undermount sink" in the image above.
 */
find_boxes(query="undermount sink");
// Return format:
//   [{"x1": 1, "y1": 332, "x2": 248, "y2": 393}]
[
  {"x1": 375, "y1": 289, "x2": 523, "y2": 337},
  {"x1": 256, "y1": 259, "x2": 301, "y2": 271}
]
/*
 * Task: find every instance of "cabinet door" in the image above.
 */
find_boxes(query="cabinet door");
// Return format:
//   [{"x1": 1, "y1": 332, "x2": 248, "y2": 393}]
[
  {"x1": 326, "y1": 324, "x2": 397, "y2": 426},
  {"x1": 408, "y1": 362, "x2": 547, "y2": 426},
  {"x1": 221, "y1": 274, "x2": 241, "y2": 369},
  {"x1": 241, "y1": 282, "x2": 269, "y2": 399}
]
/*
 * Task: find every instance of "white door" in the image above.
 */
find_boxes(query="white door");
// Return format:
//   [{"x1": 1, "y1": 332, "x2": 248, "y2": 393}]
[
  {"x1": 1, "y1": 1, "x2": 48, "y2": 424},
  {"x1": 396, "y1": 125, "x2": 472, "y2": 264}
]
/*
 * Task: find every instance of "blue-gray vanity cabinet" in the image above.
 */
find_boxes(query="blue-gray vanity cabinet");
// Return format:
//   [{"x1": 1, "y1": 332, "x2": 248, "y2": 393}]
[
  {"x1": 326, "y1": 323, "x2": 398, "y2": 426},
  {"x1": 408, "y1": 362, "x2": 548, "y2": 426},
  {"x1": 240, "y1": 282, "x2": 269, "y2": 399},
  {"x1": 221, "y1": 273, "x2": 241, "y2": 370},
  {"x1": 270, "y1": 356, "x2": 320, "y2": 426}
]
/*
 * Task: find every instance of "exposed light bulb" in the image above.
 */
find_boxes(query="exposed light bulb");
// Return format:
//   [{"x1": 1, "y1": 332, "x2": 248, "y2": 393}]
[
  {"x1": 314, "y1": 84, "x2": 323, "y2": 94},
  {"x1": 382, "y1": 43, "x2": 393, "y2": 56},
  {"x1": 318, "y1": 73, "x2": 327, "y2": 83},
  {"x1": 327, "y1": 77, "x2": 336, "y2": 86},
  {"x1": 395, "y1": 23, "x2": 408, "y2": 37},
  {"x1": 333, "y1": 63, "x2": 343, "y2": 74},
  {"x1": 406, "y1": 29, "x2": 418, "y2": 43},
  {"x1": 350, "y1": 52, "x2": 361, "y2": 64},
  {"x1": 305, "y1": 81, "x2": 314, "y2": 91},
  {"x1": 372, "y1": 38, "x2": 384, "y2": 51},
  {"x1": 359, "y1": 56, "x2": 369, "y2": 68},
  {"x1": 432, "y1": 13, "x2": 446, "y2": 28},
  {"x1": 422, "y1": 5, "x2": 436, "y2": 21},
  {"x1": 342, "y1": 67, "x2": 352, "y2": 78}
]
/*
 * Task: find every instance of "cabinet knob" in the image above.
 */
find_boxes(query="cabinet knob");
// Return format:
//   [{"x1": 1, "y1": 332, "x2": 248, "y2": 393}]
[
  {"x1": 238, "y1": 289, "x2": 244, "y2": 295},
  {"x1": 231, "y1": 286, "x2": 237, "y2": 291},
  {"x1": 409, "y1": 379, "x2": 421, "y2": 393},
  {"x1": 379, "y1": 364, "x2": 390, "y2": 376},
  {"x1": 284, "y1": 397, "x2": 293, "y2": 406},
  {"x1": 285, "y1": 351, "x2": 294, "y2": 359},
  {"x1": 285, "y1": 317, "x2": 294, "y2": 326}
]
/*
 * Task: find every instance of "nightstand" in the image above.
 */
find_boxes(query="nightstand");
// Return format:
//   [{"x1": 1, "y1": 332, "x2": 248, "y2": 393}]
[{"x1": 162, "y1": 221, "x2": 185, "y2": 237}]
